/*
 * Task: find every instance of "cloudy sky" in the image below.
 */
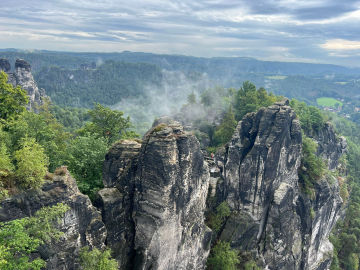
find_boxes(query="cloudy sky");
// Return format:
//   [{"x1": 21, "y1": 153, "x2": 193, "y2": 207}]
[{"x1": 1, "y1": 0, "x2": 360, "y2": 66}]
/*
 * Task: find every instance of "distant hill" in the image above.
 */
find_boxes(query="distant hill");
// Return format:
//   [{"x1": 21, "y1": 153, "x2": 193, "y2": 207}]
[{"x1": 1, "y1": 49, "x2": 359, "y2": 76}]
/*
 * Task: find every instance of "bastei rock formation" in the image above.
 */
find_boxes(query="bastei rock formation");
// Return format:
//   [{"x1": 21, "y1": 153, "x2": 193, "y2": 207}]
[{"x1": 0, "y1": 101, "x2": 346, "y2": 270}]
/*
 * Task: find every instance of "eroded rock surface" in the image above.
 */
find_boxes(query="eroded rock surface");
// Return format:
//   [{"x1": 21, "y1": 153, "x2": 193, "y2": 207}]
[
  {"x1": 216, "y1": 100, "x2": 344, "y2": 270},
  {"x1": 98, "y1": 120, "x2": 211, "y2": 270},
  {"x1": 0, "y1": 171, "x2": 106, "y2": 270}
]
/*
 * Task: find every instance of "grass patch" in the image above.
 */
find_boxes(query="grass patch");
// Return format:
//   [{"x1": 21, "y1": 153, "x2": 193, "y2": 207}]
[
  {"x1": 266, "y1": 75, "x2": 287, "y2": 80},
  {"x1": 316, "y1": 97, "x2": 343, "y2": 108}
]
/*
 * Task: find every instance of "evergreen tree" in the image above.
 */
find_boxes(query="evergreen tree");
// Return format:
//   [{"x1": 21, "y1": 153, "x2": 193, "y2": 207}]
[{"x1": 213, "y1": 106, "x2": 237, "y2": 146}]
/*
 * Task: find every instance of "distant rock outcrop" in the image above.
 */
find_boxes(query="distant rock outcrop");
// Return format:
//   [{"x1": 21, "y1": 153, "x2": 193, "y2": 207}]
[
  {"x1": 0, "y1": 58, "x2": 47, "y2": 111},
  {"x1": 0, "y1": 171, "x2": 106, "y2": 270}
]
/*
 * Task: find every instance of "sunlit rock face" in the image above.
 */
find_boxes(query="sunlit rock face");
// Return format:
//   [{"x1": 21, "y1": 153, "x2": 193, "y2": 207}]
[
  {"x1": 0, "y1": 171, "x2": 106, "y2": 270},
  {"x1": 0, "y1": 58, "x2": 47, "y2": 111},
  {"x1": 98, "y1": 119, "x2": 211, "y2": 270},
  {"x1": 216, "y1": 100, "x2": 344, "y2": 270}
]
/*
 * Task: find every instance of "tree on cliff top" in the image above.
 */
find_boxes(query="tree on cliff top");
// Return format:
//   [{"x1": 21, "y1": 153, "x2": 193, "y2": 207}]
[{"x1": 78, "y1": 103, "x2": 138, "y2": 145}]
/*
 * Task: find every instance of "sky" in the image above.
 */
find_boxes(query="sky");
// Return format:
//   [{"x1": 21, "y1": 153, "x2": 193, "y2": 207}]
[{"x1": 1, "y1": 0, "x2": 360, "y2": 66}]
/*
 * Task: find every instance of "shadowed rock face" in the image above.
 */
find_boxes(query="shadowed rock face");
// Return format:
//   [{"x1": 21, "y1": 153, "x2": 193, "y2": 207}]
[
  {"x1": 0, "y1": 58, "x2": 11, "y2": 72},
  {"x1": 0, "y1": 171, "x2": 106, "y2": 270},
  {"x1": 1, "y1": 58, "x2": 46, "y2": 111},
  {"x1": 15, "y1": 58, "x2": 31, "y2": 71},
  {"x1": 98, "y1": 120, "x2": 211, "y2": 270},
  {"x1": 216, "y1": 100, "x2": 344, "y2": 270}
]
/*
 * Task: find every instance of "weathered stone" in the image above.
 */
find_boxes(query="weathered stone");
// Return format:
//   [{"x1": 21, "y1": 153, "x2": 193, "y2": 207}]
[
  {"x1": 132, "y1": 120, "x2": 211, "y2": 270},
  {"x1": 103, "y1": 139, "x2": 141, "y2": 188},
  {"x1": 15, "y1": 58, "x2": 31, "y2": 71},
  {"x1": 0, "y1": 171, "x2": 106, "y2": 270},
  {"x1": 0, "y1": 58, "x2": 11, "y2": 72},
  {"x1": 99, "y1": 119, "x2": 211, "y2": 270},
  {"x1": 309, "y1": 122, "x2": 347, "y2": 170},
  {"x1": 216, "y1": 102, "x2": 343, "y2": 270}
]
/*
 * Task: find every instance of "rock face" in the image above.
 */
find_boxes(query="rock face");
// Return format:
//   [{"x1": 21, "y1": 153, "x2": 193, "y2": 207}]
[
  {"x1": 0, "y1": 58, "x2": 47, "y2": 110},
  {"x1": 216, "y1": 100, "x2": 344, "y2": 270},
  {"x1": 98, "y1": 120, "x2": 212, "y2": 269},
  {"x1": 0, "y1": 171, "x2": 106, "y2": 270}
]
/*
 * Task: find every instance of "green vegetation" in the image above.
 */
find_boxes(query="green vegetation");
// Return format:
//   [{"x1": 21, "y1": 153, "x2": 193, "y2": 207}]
[
  {"x1": 35, "y1": 61, "x2": 163, "y2": 108},
  {"x1": 298, "y1": 136, "x2": 326, "y2": 197},
  {"x1": 14, "y1": 137, "x2": 49, "y2": 189},
  {"x1": 0, "y1": 71, "x2": 28, "y2": 122},
  {"x1": 233, "y1": 81, "x2": 277, "y2": 121},
  {"x1": 206, "y1": 202, "x2": 231, "y2": 233},
  {"x1": 79, "y1": 247, "x2": 118, "y2": 270},
  {"x1": 0, "y1": 203, "x2": 69, "y2": 270},
  {"x1": 213, "y1": 107, "x2": 237, "y2": 147},
  {"x1": 78, "y1": 103, "x2": 138, "y2": 146},
  {"x1": 0, "y1": 73, "x2": 138, "y2": 200},
  {"x1": 207, "y1": 241, "x2": 239, "y2": 270},
  {"x1": 316, "y1": 97, "x2": 343, "y2": 108},
  {"x1": 67, "y1": 135, "x2": 108, "y2": 200},
  {"x1": 290, "y1": 99, "x2": 326, "y2": 134}
]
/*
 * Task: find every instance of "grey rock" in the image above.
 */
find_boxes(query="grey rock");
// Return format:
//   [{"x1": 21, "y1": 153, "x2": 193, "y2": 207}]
[
  {"x1": 103, "y1": 139, "x2": 142, "y2": 188},
  {"x1": 15, "y1": 58, "x2": 31, "y2": 71},
  {"x1": 99, "y1": 120, "x2": 211, "y2": 270},
  {"x1": 2, "y1": 58, "x2": 47, "y2": 111},
  {"x1": 216, "y1": 102, "x2": 343, "y2": 270},
  {"x1": 309, "y1": 122, "x2": 347, "y2": 170},
  {"x1": 0, "y1": 58, "x2": 11, "y2": 72},
  {"x1": 0, "y1": 171, "x2": 106, "y2": 270}
]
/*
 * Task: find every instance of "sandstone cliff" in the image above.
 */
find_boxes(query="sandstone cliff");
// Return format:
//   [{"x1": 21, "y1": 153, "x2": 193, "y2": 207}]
[
  {"x1": 215, "y1": 100, "x2": 345, "y2": 270},
  {"x1": 0, "y1": 58, "x2": 46, "y2": 110},
  {"x1": 0, "y1": 101, "x2": 345, "y2": 270},
  {"x1": 98, "y1": 120, "x2": 212, "y2": 269}
]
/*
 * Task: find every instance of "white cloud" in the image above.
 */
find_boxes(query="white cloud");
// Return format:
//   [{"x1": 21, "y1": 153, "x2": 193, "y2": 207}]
[{"x1": 321, "y1": 39, "x2": 360, "y2": 51}]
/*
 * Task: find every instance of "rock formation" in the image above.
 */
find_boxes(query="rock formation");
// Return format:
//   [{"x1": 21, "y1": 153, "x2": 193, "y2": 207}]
[
  {"x1": 0, "y1": 101, "x2": 346, "y2": 270},
  {"x1": 215, "y1": 100, "x2": 345, "y2": 270},
  {"x1": 0, "y1": 58, "x2": 47, "y2": 110},
  {"x1": 98, "y1": 120, "x2": 212, "y2": 270},
  {"x1": 0, "y1": 171, "x2": 106, "y2": 270}
]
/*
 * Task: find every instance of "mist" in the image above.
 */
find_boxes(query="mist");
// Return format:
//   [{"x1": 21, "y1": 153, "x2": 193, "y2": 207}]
[{"x1": 111, "y1": 69, "x2": 212, "y2": 135}]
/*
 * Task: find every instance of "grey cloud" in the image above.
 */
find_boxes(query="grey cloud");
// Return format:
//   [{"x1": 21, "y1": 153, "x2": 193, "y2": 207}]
[{"x1": 0, "y1": 0, "x2": 360, "y2": 66}]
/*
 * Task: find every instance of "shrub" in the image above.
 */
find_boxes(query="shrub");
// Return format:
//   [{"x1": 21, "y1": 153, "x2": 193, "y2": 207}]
[
  {"x1": 0, "y1": 203, "x2": 69, "y2": 269},
  {"x1": 299, "y1": 136, "x2": 325, "y2": 197},
  {"x1": 79, "y1": 247, "x2": 118, "y2": 270},
  {"x1": 14, "y1": 137, "x2": 49, "y2": 189},
  {"x1": 207, "y1": 241, "x2": 239, "y2": 270},
  {"x1": 207, "y1": 201, "x2": 231, "y2": 233}
]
